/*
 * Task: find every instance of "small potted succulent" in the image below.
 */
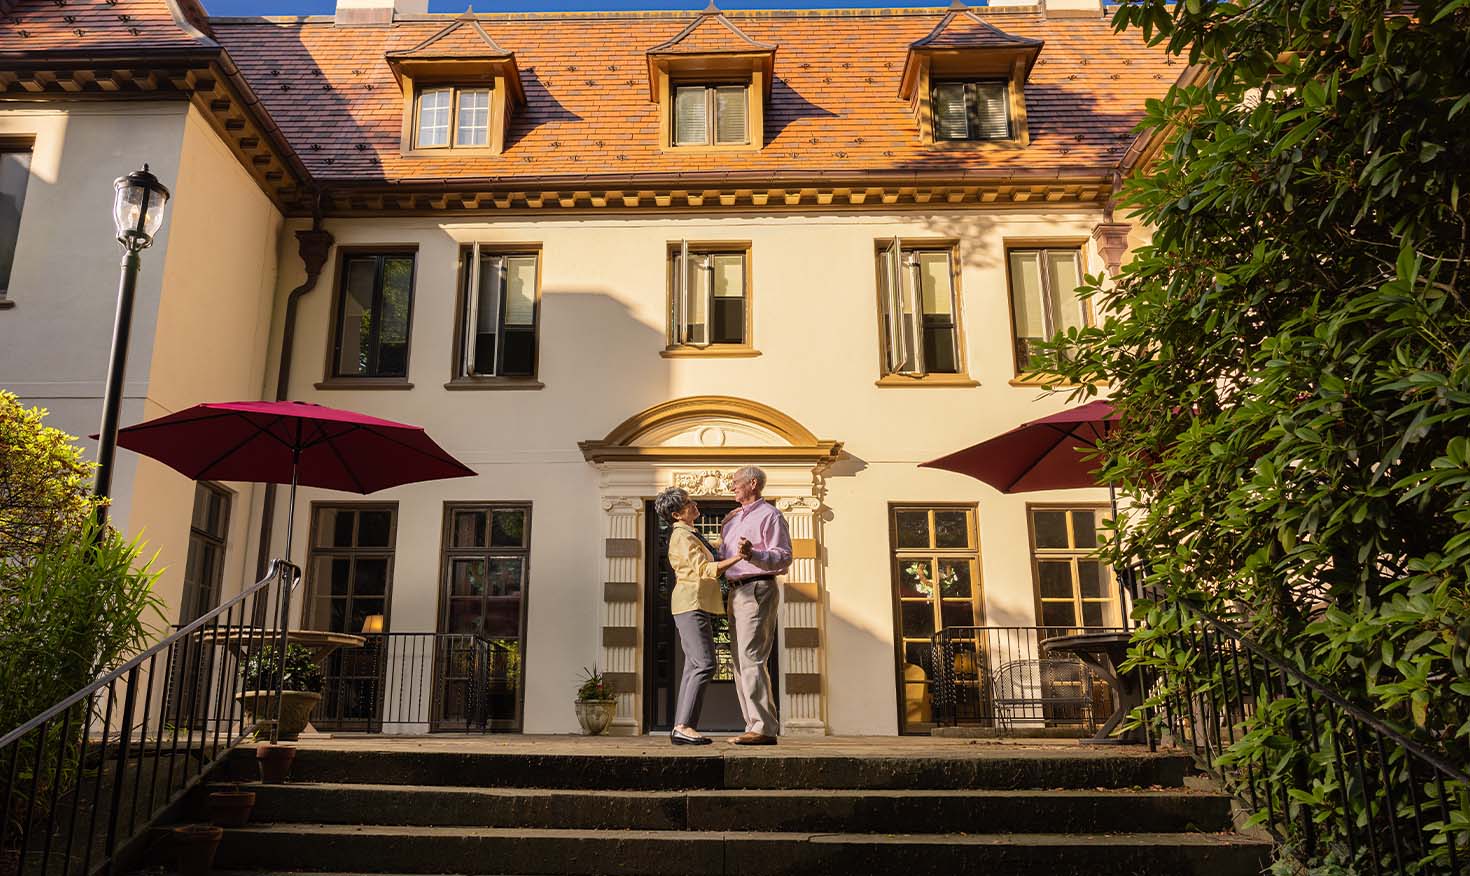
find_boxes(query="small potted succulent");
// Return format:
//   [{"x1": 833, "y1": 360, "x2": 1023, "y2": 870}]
[
  {"x1": 236, "y1": 643, "x2": 323, "y2": 742},
  {"x1": 573, "y1": 667, "x2": 617, "y2": 736},
  {"x1": 206, "y1": 782, "x2": 256, "y2": 828}
]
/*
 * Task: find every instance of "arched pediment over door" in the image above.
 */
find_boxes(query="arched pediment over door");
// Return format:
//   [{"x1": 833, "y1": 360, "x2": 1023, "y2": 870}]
[{"x1": 577, "y1": 395, "x2": 843, "y2": 469}]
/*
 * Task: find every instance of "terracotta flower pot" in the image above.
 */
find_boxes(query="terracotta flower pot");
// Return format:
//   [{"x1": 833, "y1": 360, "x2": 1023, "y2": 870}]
[
  {"x1": 207, "y1": 788, "x2": 257, "y2": 828},
  {"x1": 235, "y1": 689, "x2": 322, "y2": 741},
  {"x1": 574, "y1": 699, "x2": 618, "y2": 735},
  {"x1": 255, "y1": 743, "x2": 296, "y2": 785},
  {"x1": 173, "y1": 824, "x2": 224, "y2": 876}
]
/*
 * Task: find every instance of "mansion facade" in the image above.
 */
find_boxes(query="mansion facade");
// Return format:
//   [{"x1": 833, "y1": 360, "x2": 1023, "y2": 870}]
[{"x1": 0, "y1": 0, "x2": 1174, "y2": 736}]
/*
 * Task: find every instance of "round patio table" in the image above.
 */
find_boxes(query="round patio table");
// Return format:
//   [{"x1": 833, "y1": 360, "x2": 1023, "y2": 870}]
[{"x1": 1040, "y1": 631, "x2": 1144, "y2": 745}]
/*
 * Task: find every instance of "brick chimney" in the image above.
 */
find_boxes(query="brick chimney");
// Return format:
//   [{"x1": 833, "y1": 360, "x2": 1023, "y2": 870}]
[{"x1": 335, "y1": 0, "x2": 429, "y2": 26}]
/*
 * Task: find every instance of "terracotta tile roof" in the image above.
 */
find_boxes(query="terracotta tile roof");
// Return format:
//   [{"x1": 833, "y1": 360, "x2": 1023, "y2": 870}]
[
  {"x1": 0, "y1": 0, "x2": 214, "y2": 56},
  {"x1": 647, "y1": 8, "x2": 778, "y2": 55},
  {"x1": 208, "y1": 8, "x2": 1177, "y2": 185},
  {"x1": 912, "y1": 8, "x2": 1044, "y2": 50},
  {"x1": 387, "y1": 12, "x2": 512, "y2": 60}
]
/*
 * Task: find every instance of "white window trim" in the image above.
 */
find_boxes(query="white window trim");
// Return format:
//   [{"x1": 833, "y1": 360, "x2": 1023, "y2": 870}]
[{"x1": 416, "y1": 85, "x2": 493, "y2": 150}]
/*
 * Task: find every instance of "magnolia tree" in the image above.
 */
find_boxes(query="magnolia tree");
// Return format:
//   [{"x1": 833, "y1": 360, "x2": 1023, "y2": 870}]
[{"x1": 1040, "y1": 0, "x2": 1469, "y2": 868}]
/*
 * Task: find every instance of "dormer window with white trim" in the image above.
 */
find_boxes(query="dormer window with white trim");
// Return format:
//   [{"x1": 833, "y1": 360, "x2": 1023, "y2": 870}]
[
  {"x1": 673, "y1": 84, "x2": 749, "y2": 147},
  {"x1": 415, "y1": 85, "x2": 491, "y2": 149},
  {"x1": 932, "y1": 81, "x2": 1010, "y2": 142}
]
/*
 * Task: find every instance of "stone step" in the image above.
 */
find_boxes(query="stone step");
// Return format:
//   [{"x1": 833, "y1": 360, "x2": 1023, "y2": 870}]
[
  {"x1": 227, "y1": 747, "x2": 1193, "y2": 790},
  {"x1": 210, "y1": 824, "x2": 1272, "y2": 876},
  {"x1": 239, "y1": 782, "x2": 1235, "y2": 834}
]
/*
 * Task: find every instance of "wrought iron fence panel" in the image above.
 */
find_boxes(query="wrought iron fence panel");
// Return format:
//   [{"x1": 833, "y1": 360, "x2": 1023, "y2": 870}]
[{"x1": 316, "y1": 633, "x2": 503, "y2": 733}]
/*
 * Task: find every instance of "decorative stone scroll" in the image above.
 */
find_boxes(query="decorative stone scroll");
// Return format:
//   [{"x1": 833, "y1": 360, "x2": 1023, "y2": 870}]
[{"x1": 671, "y1": 469, "x2": 734, "y2": 496}]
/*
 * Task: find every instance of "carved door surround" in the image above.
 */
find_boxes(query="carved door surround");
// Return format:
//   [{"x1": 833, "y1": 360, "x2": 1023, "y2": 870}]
[{"x1": 581, "y1": 396, "x2": 842, "y2": 736}]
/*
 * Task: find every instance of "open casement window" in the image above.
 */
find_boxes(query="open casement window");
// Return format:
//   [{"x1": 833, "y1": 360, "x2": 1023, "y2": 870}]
[
  {"x1": 672, "y1": 84, "x2": 749, "y2": 147},
  {"x1": 670, "y1": 241, "x2": 747, "y2": 349},
  {"x1": 415, "y1": 85, "x2": 492, "y2": 149},
  {"x1": 1008, "y1": 248, "x2": 1088, "y2": 374},
  {"x1": 879, "y1": 240, "x2": 961, "y2": 377},
  {"x1": 459, "y1": 245, "x2": 538, "y2": 378},
  {"x1": 932, "y1": 81, "x2": 1011, "y2": 141}
]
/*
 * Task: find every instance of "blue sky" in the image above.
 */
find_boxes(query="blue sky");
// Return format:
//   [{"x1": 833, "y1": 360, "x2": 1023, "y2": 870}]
[{"x1": 203, "y1": 0, "x2": 952, "y2": 16}]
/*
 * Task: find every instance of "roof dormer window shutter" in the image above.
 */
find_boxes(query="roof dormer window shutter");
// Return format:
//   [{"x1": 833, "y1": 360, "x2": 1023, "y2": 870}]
[
  {"x1": 647, "y1": 4, "x2": 775, "y2": 152},
  {"x1": 900, "y1": 2, "x2": 1041, "y2": 148},
  {"x1": 386, "y1": 11, "x2": 525, "y2": 156}
]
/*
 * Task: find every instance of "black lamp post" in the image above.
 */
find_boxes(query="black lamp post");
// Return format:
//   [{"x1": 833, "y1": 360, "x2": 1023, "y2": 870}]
[{"x1": 93, "y1": 165, "x2": 170, "y2": 523}]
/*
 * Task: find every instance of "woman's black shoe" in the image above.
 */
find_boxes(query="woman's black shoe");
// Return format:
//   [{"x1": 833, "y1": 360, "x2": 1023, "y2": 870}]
[{"x1": 671, "y1": 729, "x2": 712, "y2": 745}]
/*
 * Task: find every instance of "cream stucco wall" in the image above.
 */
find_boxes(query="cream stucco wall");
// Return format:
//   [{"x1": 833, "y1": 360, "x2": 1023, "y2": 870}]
[
  {"x1": 259, "y1": 209, "x2": 1116, "y2": 736},
  {"x1": 0, "y1": 99, "x2": 281, "y2": 629},
  {"x1": 127, "y1": 104, "x2": 283, "y2": 623},
  {"x1": 0, "y1": 101, "x2": 190, "y2": 536}
]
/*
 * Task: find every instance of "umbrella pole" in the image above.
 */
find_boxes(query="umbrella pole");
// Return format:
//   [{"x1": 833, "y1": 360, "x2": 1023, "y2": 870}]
[{"x1": 269, "y1": 446, "x2": 301, "y2": 746}]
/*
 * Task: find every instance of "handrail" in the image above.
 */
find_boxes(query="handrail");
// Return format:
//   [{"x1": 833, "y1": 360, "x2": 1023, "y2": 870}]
[
  {"x1": 1142, "y1": 588, "x2": 1469, "y2": 873},
  {"x1": 0, "y1": 559, "x2": 294, "y2": 750},
  {"x1": 1181, "y1": 600, "x2": 1470, "y2": 787},
  {"x1": 1, "y1": 559, "x2": 300, "y2": 876}
]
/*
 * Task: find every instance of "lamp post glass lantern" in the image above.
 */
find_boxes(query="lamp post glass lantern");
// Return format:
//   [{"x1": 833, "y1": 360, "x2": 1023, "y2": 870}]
[{"x1": 93, "y1": 165, "x2": 170, "y2": 520}]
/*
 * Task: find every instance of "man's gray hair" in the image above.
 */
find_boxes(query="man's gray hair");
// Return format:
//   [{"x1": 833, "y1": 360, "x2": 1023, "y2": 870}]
[
  {"x1": 654, "y1": 486, "x2": 692, "y2": 523},
  {"x1": 732, "y1": 465, "x2": 767, "y2": 492}
]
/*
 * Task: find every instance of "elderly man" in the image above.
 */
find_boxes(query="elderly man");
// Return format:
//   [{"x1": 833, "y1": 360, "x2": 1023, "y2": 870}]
[{"x1": 719, "y1": 465, "x2": 792, "y2": 745}]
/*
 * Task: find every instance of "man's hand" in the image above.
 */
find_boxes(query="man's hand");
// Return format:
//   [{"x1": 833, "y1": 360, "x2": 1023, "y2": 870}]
[{"x1": 737, "y1": 537, "x2": 753, "y2": 559}]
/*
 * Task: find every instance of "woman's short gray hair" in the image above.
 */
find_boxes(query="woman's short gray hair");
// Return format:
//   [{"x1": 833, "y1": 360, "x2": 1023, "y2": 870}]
[
  {"x1": 654, "y1": 487, "x2": 692, "y2": 523},
  {"x1": 732, "y1": 465, "x2": 767, "y2": 492}
]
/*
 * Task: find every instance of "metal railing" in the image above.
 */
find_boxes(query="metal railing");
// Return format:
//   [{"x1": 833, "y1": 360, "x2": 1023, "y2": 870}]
[
  {"x1": 0, "y1": 560, "x2": 297, "y2": 876},
  {"x1": 929, "y1": 626, "x2": 1122, "y2": 731},
  {"x1": 1146, "y1": 599, "x2": 1470, "y2": 874},
  {"x1": 316, "y1": 633, "x2": 517, "y2": 733}
]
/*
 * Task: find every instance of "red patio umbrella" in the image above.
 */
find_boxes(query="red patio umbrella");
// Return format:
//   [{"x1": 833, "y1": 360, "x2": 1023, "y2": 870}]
[
  {"x1": 112, "y1": 399, "x2": 474, "y2": 743},
  {"x1": 920, "y1": 400, "x2": 1118, "y2": 495}
]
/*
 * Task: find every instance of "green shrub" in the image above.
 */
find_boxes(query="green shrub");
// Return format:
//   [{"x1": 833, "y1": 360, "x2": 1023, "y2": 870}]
[
  {"x1": 242, "y1": 644, "x2": 323, "y2": 693},
  {"x1": 0, "y1": 391, "x2": 102, "y2": 575},
  {"x1": 1035, "y1": 0, "x2": 1470, "y2": 870}
]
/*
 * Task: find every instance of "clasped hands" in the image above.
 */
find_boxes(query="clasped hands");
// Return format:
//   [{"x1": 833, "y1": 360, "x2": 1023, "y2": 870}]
[{"x1": 736, "y1": 537, "x2": 753, "y2": 560}]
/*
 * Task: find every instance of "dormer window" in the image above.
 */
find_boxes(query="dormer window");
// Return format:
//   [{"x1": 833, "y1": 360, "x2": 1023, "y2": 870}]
[
  {"x1": 899, "y1": 4, "x2": 1042, "y2": 148},
  {"x1": 933, "y1": 81, "x2": 1010, "y2": 142},
  {"x1": 647, "y1": 5, "x2": 776, "y2": 152},
  {"x1": 386, "y1": 11, "x2": 525, "y2": 157},
  {"x1": 415, "y1": 86, "x2": 491, "y2": 149},
  {"x1": 673, "y1": 84, "x2": 749, "y2": 147}
]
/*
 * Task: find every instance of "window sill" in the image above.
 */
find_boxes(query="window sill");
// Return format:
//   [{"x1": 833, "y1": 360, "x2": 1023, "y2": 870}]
[
  {"x1": 443, "y1": 377, "x2": 545, "y2": 391},
  {"x1": 313, "y1": 378, "x2": 414, "y2": 391},
  {"x1": 660, "y1": 346, "x2": 761, "y2": 359},
  {"x1": 875, "y1": 374, "x2": 980, "y2": 388}
]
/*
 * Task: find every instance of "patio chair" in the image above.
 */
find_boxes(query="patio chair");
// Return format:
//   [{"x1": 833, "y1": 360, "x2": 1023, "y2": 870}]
[{"x1": 989, "y1": 659, "x2": 1094, "y2": 732}]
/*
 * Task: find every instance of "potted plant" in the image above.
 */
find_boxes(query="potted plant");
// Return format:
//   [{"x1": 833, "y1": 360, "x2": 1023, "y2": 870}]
[
  {"x1": 235, "y1": 643, "x2": 323, "y2": 742},
  {"x1": 172, "y1": 824, "x2": 224, "y2": 876},
  {"x1": 206, "y1": 782, "x2": 256, "y2": 828},
  {"x1": 573, "y1": 667, "x2": 617, "y2": 736}
]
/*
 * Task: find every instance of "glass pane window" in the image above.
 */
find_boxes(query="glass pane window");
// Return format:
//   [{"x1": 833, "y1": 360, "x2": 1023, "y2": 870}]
[
  {"x1": 877, "y1": 241, "x2": 961, "y2": 376},
  {"x1": 890, "y1": 506, "x2": 981, "y2": 734},
  {"x1": 440, "y1": 504, "x2": 532, "y2": 731},
  {"x1": 417, "y1": 85, "x2": 493, "y2": 148},
  {"x1": 306, "y1": 505, "x2": 397, "y2": 635},
  {"x1": 180, "y1": 483, "x2": 231, "y2": 623},
  {"x1": 673, "y1": 84, "x2": 749, "y2": 146},
  {"x1": 670, "y1": 244, "x2": 747, "y2": 348},
  {"x1": 932, "y1": 80, "x2": 1011, "y2": 142},
  {"x1": 0, "y1": 146, "x2": 33, "y2": 297},
  {"x1": 1029, "y1": 506, "x2": 1117, "y2": 633},
  {"x1": 1009, "y1": 247, "x2": 1089, "y2": 373},
  {"x1": 456, "y1": 88, "x2": 491, "y2": 147},
  {"x1": 417, "y1": 87, "x2": 452, "y2": 147},
  {"x1": 459, "y1": 246, "x2": 539, "y2": 378},
  {"x1": 332, "y1": 254, "x2": 415, "y2": 379}
]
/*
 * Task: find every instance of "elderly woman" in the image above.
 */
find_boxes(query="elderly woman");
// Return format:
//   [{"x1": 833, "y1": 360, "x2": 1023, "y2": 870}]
[{"x1": 654, "y1": 486, "x2": 750, "y2": 745}]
